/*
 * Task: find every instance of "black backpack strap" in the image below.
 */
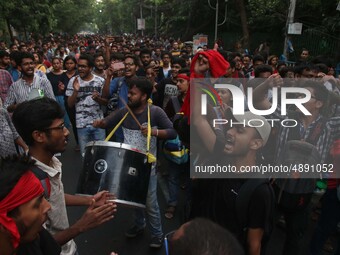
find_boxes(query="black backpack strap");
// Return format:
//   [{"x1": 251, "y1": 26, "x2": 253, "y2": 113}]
[
  {"x1": 31, "y1": 165, "x2": 51, "y2": 200},
  {"x1": 236, "y1": 179, "x2": 275, "y2": 237}
]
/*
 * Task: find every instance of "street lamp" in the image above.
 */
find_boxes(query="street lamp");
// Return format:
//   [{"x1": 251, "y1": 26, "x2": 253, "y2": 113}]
[{"x1": 208, "y1": 0, "x2": 228, "y2": 41}]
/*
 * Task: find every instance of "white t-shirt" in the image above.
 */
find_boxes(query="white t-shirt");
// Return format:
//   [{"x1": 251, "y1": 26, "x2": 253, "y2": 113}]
[{"x1": 66, "y1": 75, "x2": 104, "y2": 128}]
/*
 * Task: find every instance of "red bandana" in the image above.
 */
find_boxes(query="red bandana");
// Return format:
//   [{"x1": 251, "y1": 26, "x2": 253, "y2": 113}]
[
  {"x1": 0, "y1": 171, "x2": 44, "y2": 249},
  {"x1": 177, "y1": 73, "x2": 190, "y2": 81}
]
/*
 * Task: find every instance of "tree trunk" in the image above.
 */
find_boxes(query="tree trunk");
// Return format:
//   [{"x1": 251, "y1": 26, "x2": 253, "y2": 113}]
[
  {"x1": 184, "y1": 0, "x2": 193, "y2": 39},
  {"x1": 6, "y1": 18, "x2": 13, "y2": 42},
  {"x1": 236, "y1": 0, "x2": 250, "y2": 49}
]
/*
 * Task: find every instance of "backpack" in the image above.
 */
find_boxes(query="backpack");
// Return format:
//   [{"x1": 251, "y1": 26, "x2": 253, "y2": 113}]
[
  {"x1": 275, "y1": 112, "x2": 327, "y2": 211},
  {"x1": 236, "y1": 179, "x2": 275, "y2": 241},
  {"x1": 107, "y1": 77, "x2": 124, "y2": 114},
  {"x1": 163, "y1": 96, "x2": 189, "y2": 164},
  {"x1": 31, "y1": 165, "x2": 51, "y2": 200}
]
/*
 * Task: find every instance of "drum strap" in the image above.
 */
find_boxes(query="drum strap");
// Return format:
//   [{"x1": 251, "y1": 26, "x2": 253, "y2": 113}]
[
  {"x1": 146, "y1": 99, "x2": 156, "y2": 163},
  {"x1": 104, "y1": 100, "x2": 157, "y2": 163},
  {"x1": 105, "y1": 112, "x2": 129, "y2": 141}
]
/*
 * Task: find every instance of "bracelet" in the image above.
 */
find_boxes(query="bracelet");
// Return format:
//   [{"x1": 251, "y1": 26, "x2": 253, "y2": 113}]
[{"x1": 156, "y1": 129, "x2": 159, "y2": 137}]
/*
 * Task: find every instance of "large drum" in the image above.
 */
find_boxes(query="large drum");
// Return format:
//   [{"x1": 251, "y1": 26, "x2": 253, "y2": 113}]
[{"x1": 77, "y1": 141, "x2": 151, "y2": 208}]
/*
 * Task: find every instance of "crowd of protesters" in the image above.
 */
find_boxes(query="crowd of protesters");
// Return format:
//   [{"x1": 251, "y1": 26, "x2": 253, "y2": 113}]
[{"x1": 0, "y1": 32, "x2": 340, "y2": 255}]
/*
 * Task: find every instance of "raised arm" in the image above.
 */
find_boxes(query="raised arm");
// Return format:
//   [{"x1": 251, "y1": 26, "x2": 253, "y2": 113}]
[{"x1": 252, "y1": 73, "x2": 282, "y2": 110}]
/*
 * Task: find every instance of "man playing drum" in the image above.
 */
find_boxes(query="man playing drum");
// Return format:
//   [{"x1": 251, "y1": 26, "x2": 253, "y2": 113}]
[{"x1": 94, "y1": 77, "x2": 177, "y2": 248}]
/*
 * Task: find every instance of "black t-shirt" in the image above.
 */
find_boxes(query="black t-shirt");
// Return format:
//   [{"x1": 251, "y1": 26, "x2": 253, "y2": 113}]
[
  {"x1": 190, "y1": 154, "x2": 272, "y2": 254},
  {"x1": 155, "y1": 78, "x2": 177, "y2": 109},
  {"x1": 46, "y1": 72, "x2": 64, "y2": 96},
  {"x1": 16, "y1": 228, "x2": 61, "y2": 255}
]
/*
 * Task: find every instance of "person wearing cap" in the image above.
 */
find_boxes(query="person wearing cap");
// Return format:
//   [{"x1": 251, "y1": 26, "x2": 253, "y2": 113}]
[
  {"x1": 0, "y1": 155, "x2": 60, "y2": 255},
  {"x1": 191, "y1": 98, "x2": 274, "y2": 255}
]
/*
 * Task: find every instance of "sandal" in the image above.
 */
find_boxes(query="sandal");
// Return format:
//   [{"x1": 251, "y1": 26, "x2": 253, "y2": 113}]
[{"x1": 165, "y1": 206, "x2": 176, "y2": 219}]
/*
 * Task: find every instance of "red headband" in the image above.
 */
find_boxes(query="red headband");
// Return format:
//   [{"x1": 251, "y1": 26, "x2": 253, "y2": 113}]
[
  {"x1": 0, "y1": 171, "x2": 44, "y2": 249},
  {"x1": 177, "y1": 74, "x2": 190, "y2": 81}
]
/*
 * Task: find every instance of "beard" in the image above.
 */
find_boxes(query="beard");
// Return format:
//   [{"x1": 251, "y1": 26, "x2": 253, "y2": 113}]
[{"x1": 128, "y1": 100, "x2": 142, "y2": 109}]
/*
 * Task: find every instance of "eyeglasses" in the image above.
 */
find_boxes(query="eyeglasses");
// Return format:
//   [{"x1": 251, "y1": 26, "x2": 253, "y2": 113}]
[
  {"x1": 43, "y1": 123, "x2": 66, "y2": 132},
  {"x1": 295, "y1": 93, "x2": 318, "y2": 101},
  {"x1": 164, "y1": 230, "x2": 176, "y2": 255},
  {"x1": 78, "y1": 65, "x2": 89, "y2": 69}
]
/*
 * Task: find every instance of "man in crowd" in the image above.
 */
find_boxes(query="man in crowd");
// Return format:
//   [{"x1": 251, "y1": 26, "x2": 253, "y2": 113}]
[
  {"x1": 92, "y1": 53, "x2": 106, "y2": 79},
  {"x1": 191, "y1": 101, "x2": 274, "y2": 255},
  {"x1": 12, "y1": 97, "x2": 116, "y2": 255},
  {"x1": 94, "y1": 77, "x2": 177, "y2": 248},
  {"x1": 156, "y1": 57, "x2": 187, "y2": 108},
  {"x1": 137, "y1": 48, "x2": 152, "y2": 77},
  {"x1": 66, "y1": 54, "x2": 107, "y2": 156},
  {"x1": 296, "y1": 48, "x2": 310, "y2": 65},
  {"x1": 170, "y1": 41, "x2": 181, "y2": 57},
  {"x1": 4, "y1": 52, "x2": 55, "y2": 113},
  {"x1": 8, "y1": 51, "x2": 21, "y2": 82},
  {"x1": 0, "y1": 50, "x2": 11, "y2": 70},
  {"x1": 253, "y1": 75, "x2": 340, "y2": 255},
  {"x1": 102, "y1": 54, "x2": 139, "y2": 142},
  {"x1": 0, "y1": 156, "x2": 58, "y2": 255},
  {"x1": 158, "y1": 51, "x2": 172, "y2": 82}
]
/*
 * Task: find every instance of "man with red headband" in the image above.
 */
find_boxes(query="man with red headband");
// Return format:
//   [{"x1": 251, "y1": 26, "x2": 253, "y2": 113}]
[{"x1": 0, "y1": 155, "x2": 60, "y2": 255}]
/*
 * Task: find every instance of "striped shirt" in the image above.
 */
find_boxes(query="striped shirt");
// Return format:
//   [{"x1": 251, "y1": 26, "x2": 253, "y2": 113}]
[
  {"x1": 4, "y1": 74, "x2": 55, "y2": 109},
  {"x1": 271, "y1": 107, "x2": 340, "y2": 164}
]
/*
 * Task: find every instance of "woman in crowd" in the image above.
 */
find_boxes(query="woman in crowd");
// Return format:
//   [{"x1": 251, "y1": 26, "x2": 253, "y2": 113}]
[
  {"x1": 47, "y1": 57, "x2": 71, "y2": 130},
  {"x1": 61, "y1": 55, "x2": 79, "y2": 150}
]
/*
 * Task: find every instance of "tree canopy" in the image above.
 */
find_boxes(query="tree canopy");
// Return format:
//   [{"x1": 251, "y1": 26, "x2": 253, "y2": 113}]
[{"x1": 1, "y1": 0, "x2": 339, "y2": 55}]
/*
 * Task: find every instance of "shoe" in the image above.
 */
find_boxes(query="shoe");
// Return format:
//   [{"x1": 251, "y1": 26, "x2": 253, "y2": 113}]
[
  {"x1": 125, "y1": 225, "x2": 145, "y2": 238},
  {"x1": 164, "y1": 206, "x2": 176, "y2": 219},
  {"x1": 149, "y1": 236, "x2": 163, "y2": 248}
]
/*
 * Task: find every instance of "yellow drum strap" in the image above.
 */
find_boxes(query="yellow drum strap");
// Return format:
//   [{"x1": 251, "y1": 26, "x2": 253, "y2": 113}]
[
  {"x1": 104, "y1": 101, "x2": 156, "y2": 163},
  {"x1": 146, "y1": 99, "x2": 156, "y2": 163},
  {"x1": 105, "y1": 112, "x2": 129, "y2": 141}
]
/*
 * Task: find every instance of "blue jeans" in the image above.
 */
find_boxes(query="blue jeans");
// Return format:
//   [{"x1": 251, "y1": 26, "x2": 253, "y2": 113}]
[
  {"x1": 55, "y1": 96, "x2": 71, "y2": 129},
  {"x1": 310, "y1": 189, "x2": 340, "y2": 255},
  {"x1": 167, "y1": 160, "x2": 190, "y2": 207},
  {"x1": 134, "y1": 173, "x2": 163, "y2": 238},
  {"x1": 77, "y1": 126, "x2": 106, "y2": 157}
]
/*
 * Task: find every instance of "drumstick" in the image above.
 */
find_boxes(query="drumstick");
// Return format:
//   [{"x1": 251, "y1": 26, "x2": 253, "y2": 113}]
[{"x1": 120, "y1": 97, "x2": 142, "y2": 129}]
